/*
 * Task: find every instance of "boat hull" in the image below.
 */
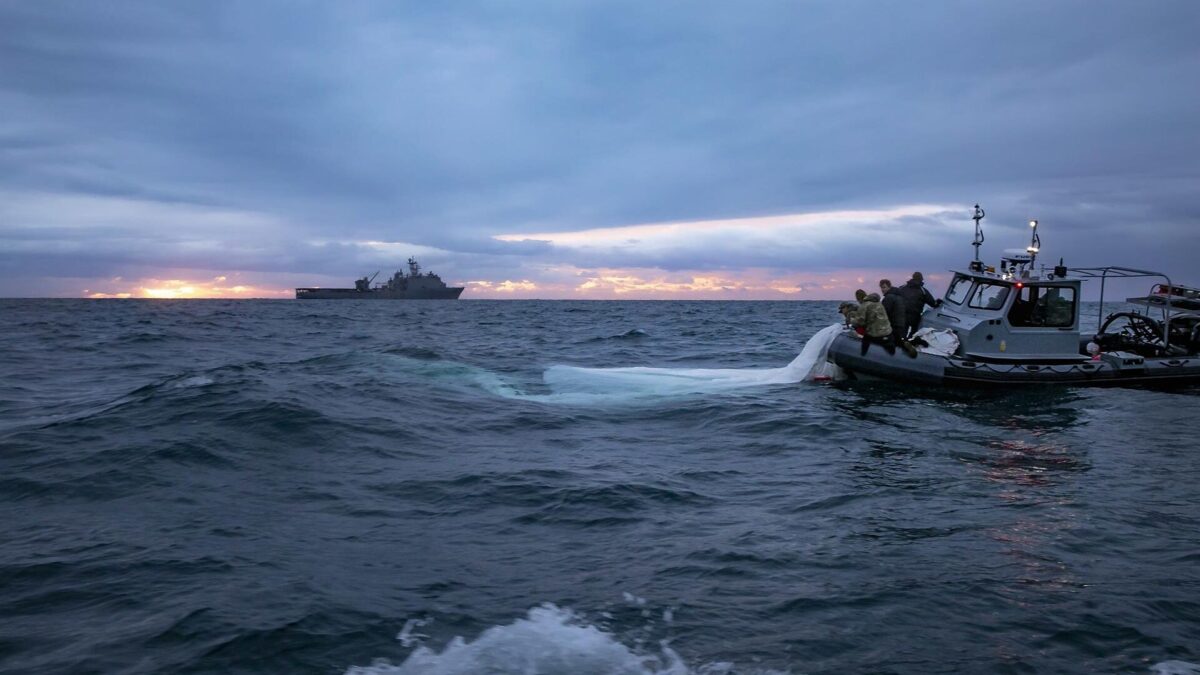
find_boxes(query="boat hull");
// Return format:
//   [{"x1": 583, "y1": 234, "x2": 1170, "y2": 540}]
[
  {"x1": 294, "y1": 287, "x2": 464, "y2": 299},
  {"x1": 827, "y1": 333, "x2": 1200, "y2": 387}
]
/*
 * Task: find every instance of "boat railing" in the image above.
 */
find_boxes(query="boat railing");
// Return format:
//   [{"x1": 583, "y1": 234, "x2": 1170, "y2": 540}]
[{"x1": 1069, "y1": 266, "x2": 1174, "y2": 347}]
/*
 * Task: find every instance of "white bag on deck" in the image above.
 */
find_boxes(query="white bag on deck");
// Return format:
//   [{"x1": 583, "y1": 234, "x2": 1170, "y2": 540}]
[{"x1": 912, "y1": 327, "x2": 959, "y2": 357}]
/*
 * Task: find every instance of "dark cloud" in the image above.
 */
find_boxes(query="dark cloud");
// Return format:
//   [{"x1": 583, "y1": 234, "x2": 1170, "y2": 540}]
[{"x1": 1, "y1": 1, "x2": 1198, "y2": 296}]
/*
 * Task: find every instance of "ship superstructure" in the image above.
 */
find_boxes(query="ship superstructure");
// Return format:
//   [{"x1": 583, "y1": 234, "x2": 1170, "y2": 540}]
[{"x1": 295, "y1": 258, "x2": 464, "y2": 300}]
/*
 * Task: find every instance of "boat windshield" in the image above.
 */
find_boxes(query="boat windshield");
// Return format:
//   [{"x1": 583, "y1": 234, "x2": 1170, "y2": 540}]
[
  {"x1": 1009, "y1": 285, "x2": 1077, "y2": 328},
  {"x1": 944, "y1": 275, "x2": 972, "y2": 305},
  {"x1": 967, "y1": 281, "x2": 1010, "y2": 310}
]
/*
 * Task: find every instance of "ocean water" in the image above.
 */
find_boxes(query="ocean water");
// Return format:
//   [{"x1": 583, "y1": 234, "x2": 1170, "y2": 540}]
[{"x1": 1, "y1": 298, "x2": 1198, "y2": 675}]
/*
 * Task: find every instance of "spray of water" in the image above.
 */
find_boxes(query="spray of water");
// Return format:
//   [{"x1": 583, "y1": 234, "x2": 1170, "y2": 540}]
[
  {"x1": 345, "y1": 604, "x2": 689, "y2": 675},
  {"x1": 345, "y1": 604, "x2": 792, "y2": 675}
]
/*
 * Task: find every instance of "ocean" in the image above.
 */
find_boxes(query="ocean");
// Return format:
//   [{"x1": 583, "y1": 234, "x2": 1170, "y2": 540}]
[{"x1": 1, "y1": 299, "x2": 1198, "y2": 675}]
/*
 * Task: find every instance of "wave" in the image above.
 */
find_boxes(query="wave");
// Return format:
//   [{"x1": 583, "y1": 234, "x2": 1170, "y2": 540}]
[
  {"x1": 375, "y1": 353, "x2": 525, "y2": 400},
  {"x1": 384, "y1": 346, "x2": 444, "y2": 360},
  {"x1": 169, "y1": 375, "x2": 215, "y2": 389},
  {"x1": 2, "y1": 324, "x2": 849, "y2": 440},
  {"x1": 582, "y1": 328, "x2": 651, "y2": 343},
  {"x1": 112, "y1": 331, "x2": 180, "y2": 345},
  {"x1": 1154, "y1": 662, "x2": 1200, "y2": 675},
  {"x1": 345, "y1": 604, "x2": 786, "y2": 675}
]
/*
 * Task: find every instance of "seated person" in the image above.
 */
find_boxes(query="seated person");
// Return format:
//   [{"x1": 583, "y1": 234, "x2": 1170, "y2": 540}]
[
  {"x1": 1046, "y1": 298, "x2": 1072, "y2": 326},
  {"x1": 1008, "y1": 298, "x2": 1032, "y2": 325},
  {"x1": 1041, "y1": 289, "x2": 1072, "y2": 326}
]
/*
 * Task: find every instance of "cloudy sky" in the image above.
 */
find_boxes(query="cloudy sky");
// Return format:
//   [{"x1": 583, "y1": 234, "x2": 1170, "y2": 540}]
[{"x1": 2, "y1": 1, "x2": 1197, "y2": 299}]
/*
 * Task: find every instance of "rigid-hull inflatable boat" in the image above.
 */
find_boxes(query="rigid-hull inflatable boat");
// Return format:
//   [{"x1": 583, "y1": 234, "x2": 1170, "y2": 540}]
[{"x1": 828, "y1": 206, "x2": 1200, "y2": 387}]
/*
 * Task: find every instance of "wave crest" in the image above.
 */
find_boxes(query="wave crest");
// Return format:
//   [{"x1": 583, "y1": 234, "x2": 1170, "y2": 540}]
[{"x1": 346, "y1": 604, "x2": 688, "y2": 675}]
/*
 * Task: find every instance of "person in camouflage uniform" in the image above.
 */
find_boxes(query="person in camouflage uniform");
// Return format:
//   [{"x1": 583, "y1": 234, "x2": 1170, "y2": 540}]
[{"x1": 851, "y1": 289, "x2": 895, "y2": 355}]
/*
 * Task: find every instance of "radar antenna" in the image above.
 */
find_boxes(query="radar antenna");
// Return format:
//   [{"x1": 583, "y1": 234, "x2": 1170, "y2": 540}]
[{"x1": 969, "y1": 204, "x2": 986, "y2": 272}]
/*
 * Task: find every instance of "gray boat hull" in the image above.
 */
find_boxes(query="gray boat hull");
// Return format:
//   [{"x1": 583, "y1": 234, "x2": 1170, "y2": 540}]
[{"x1": 827, "y1": 333, "x2": 1200, "y2": 387}]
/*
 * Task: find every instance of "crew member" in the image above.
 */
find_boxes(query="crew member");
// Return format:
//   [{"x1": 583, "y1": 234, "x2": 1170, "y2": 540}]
[
  {"x1": 880, "y1": 279, "x2": 918, "y2": 357},
  {"x1": 897, "y1": 271, "x2": 941, "y2": 337},
  {"x1": 838, "y1": 302, "x2": 860, "y2": 330},
  {"x1": 852, "y1": 289, "x2": 895, "y2": 356}
]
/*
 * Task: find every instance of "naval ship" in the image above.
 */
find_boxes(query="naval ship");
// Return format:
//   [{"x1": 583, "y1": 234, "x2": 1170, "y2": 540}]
[{"x1": 295, "y1": 258, "x2": 464, "y2": 299}]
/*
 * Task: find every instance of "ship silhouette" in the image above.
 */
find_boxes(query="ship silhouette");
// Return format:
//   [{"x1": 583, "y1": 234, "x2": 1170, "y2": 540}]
[{"x1": 295, "y1": 258, "x2": 464, "y2": 299}]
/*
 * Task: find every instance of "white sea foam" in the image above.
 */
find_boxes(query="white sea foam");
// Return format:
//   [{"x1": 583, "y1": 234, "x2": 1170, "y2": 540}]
[
  {"x1": 397, "y1": 618, "x2": 432, "y2": 648},
  {"x1": 171, "y1": 375, "x2": 214, "y2": 389},
  {"x1": 346, "y1": 604, "x2": 788, "y2": 675},
  {"x1": 346, "y1": 604, "x2": 689, "y2": 675},
  {"x1": 1153, "y1": 661, "x2": 1200, "y2": 675}
]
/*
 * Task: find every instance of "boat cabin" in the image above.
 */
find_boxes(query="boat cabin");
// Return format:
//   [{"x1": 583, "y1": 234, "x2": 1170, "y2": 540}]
[
  {"x1": 919, "y1": 266, "x2": 1200, "y2": 361},
  {"x1": 922, "y1": 270, "x2": 1084, "y2": 361}
]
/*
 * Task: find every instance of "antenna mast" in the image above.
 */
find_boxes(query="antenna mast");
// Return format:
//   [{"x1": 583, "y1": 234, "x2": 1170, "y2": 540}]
[
  {"x1": 1026, "y1": 219, "x2": 1041, "y2": 268},
  {"x1": 970, "y1": 204, "x2": 986, "y2": 271}
]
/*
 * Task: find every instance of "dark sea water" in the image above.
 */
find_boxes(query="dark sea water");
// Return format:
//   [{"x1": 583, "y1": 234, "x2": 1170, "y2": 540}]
[{"x1": 2, "y1": 299, "x2": 1199, "y2": 675}]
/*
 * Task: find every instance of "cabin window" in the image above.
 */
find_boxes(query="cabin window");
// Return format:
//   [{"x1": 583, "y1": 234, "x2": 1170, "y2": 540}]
[
  {"x1": 945, "y1": 275, "x2": 972, "y2": 305},
  {"x1": 1008, "y1": 285, "x2": 1076, "y2": 328},
  {"x1": 967, "y1": 282, "x2": 1010, "y2": 310}
]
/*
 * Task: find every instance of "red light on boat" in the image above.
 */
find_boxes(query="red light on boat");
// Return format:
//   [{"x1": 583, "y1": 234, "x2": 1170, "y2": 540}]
[{"x1": 1015, "y1": 282, "x2": 1023, "y2": 288}]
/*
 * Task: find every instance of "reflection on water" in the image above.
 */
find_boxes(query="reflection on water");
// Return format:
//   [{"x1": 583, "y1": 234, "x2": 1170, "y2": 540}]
[
  {"x1": 970, "y1": 437, "x2": 1088, "y2": 633},
  {"x1": 958, "y1": 438, "x2": 1091, "y2": 488},
  {"x1": 835, "y1": 379, "x2": 1095, "y2": 648},
  {"x1": 949, "y1": 389, "x2": 1086, "y2": 433},
  {"x1": 830, "y1": 382, "x2": 1085, "y2": 432}
]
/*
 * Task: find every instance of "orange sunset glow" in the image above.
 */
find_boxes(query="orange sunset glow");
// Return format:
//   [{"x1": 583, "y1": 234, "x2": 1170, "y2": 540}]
[
  {"x1": 458, "y1": 267, "x2": 941, "y2": 300},
  {"x1": 84, "y1": 276, "x2": 293, "y2": 299},
  {"x1": 80, "y1": 269, "x2": 947, "y2": 300}
]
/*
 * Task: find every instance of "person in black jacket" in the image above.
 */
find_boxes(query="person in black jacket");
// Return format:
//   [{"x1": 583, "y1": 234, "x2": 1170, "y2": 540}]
[
  {"x1": 896, "y1": 271, "x2": 940, "y2": 337},
  {"x1": 880, "y1": 279, "x2": 918, "y2": 357}
]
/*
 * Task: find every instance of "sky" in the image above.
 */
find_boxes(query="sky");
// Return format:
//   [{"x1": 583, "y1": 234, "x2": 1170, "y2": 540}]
[{"x1": 1, "y1": 1, "x2": 1198, "y2": 299}]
